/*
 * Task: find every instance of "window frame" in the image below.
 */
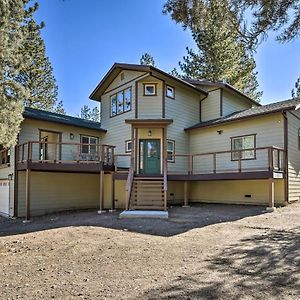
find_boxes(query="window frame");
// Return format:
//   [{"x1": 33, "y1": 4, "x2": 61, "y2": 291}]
[
  {"x1": 80, "y1": 135, "x2": 99, "y2": 155},
  {"x1": 125, "y1": 140, "x2": 132, "y2": 153},
  {"x1": 298, "y1": 128, "x2": 300, "y2": 150},
  {"x1": 143, "y1": 83, "x2": 157, "y2": 96},
  {"x1": 166, "y1": 85, "x2": 175, "y2": 99},
  {"x1": 167, "y1": 139, "x2": 175, "y2": 163},
  {"x1": 231, "y1": 134, "x2": 256, "y2": 161},
  {"x1": 110, "y1": 87, "x2": 132, "y2": 117}
]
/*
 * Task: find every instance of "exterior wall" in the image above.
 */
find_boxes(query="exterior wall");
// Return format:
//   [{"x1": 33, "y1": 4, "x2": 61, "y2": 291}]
[
  {"x1": 222, "y1": 90, "x2": 254, "y2": 117},
  {"x1": 201, "y1": 89, "x2": 221, "y2": 121},
  {"x1": 101, "y1": 71, "x2": 137, "y2": 163},
  {"x1": 287, "y1": 110, "x2": 300, "y2": 202},
  {"x1": 189, "y1": 113, "x2": 285, "y2": 173},
  {"x1": 17, "y1": 172, "x2": 113, "y2": 217},
  {"x1": 18, "y1": 118, "x2": 106, "y2": 161},
  {"x1": 190, "y1": 179, "x2": 285, "y2": 206},
  {"x1": 114, "y1": 179, "x2": 126, "y2": 209},
  {"x1": 165, "y1": 85, "x2": 201, "y2": 173},
  {"x1": 137, "y1": 76, "x2": 163, "y2": 119},
  {"x1": 0, "y1": 149, "x2": 15, "y2": 216},
  {"x1": 105, "y1": 70, "x2": 146, "y2": 92}
]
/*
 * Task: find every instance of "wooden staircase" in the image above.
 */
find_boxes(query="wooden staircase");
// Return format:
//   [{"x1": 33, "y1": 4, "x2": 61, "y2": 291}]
[{"x1": 129, "y1": 177, "x2": 165, "y2": 210}]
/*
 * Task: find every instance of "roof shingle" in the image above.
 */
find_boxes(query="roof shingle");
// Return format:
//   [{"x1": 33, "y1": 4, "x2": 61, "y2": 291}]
[
  {"x1": 186, "y1": 98, "x2": 300, "y2": 131},
  {"x1": 24, "y1": 107, "x2": 106, "y2": 132}
]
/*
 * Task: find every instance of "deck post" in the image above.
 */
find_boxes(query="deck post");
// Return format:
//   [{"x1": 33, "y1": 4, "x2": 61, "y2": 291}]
[
  {"x1": 24, "y1": 168, "x2": 31, "y2": 222},
  {"x1": 182, "y1": 181, "x2": 190, "y2": 208},
  {"x1": 267, "y1": 178, "x2": 276, "y2": 212},
  {"x1": 98, "y1": 170, "x2": 105, "y2": 214}
]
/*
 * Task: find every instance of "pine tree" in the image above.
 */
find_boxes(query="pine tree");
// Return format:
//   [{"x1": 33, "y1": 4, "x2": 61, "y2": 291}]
[
  {"x1": 54, "y1": 100, "x2": 66, "y2": 115},
  {"x1": 164, "y1": 0, "x2": 262, "y2": 101},
  {"x1": 292, "y1": 77, "x2": 300, "y2": 98},
  {"x1": 78, "y1": 105, "x2": 100, "y2": 122},
  {"x1": 0, "y1": 0, "x2": 29, "y2": 148},
  {"x1": 16, "y1": 2, "x2": 62, "y2": 112},
  {"x1": 140, "y1": 53, "x2": 156, "y2": 66}
]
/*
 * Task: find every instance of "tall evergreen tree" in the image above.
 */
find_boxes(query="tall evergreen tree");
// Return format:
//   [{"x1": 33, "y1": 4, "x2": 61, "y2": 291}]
[
  {"x1": 16, "y1": 2, "x2": 63, "y2": 112},
  {"x1": 164, "y1": 0, "x2": 300, "y2": 49},
  {"x1": 164, "y1": 0, "x2": 262, "y2": 101},
  {"x1": 140, "y1": 53, "x2": 156, "y2": 66},
  {"x1": 78, "y1": 105, "x2": 100, "y2": 122},
  {"x1": 0, "y1": 0, "x2": 29, "y2": 148},
  {"x1": 292, "y1": 77, "x2": 300, "y2": 98}
]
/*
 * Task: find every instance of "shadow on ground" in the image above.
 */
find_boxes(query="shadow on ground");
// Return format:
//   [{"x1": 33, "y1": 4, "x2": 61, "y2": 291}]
[
  {"x1": 140, "y1": 226, "x2": 300, "y2": 299},
  {"x1": 0, "y1": 204, "x2": 265, "y2": 238}
]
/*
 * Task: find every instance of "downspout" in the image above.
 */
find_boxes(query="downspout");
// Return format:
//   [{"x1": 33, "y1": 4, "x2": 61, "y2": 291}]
[{"x1": 282, "y1": 111, "x2": 290, "y2": 204}]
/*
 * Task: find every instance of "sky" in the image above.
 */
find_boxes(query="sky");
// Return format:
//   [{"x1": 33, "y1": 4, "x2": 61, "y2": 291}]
[{"x1": 35, "y1": 0, "x2": 300, "y2": 116}]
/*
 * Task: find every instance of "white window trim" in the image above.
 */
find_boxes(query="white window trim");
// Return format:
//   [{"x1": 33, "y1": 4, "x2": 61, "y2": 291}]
[
  {"x1": 125, "y1": 140, "x2": 132, "y2": 153},
  {"x1": 166, "y1": 85, "x2": 175, "y2": 99},
  {"x1": 167, "y1": 139, "x2": 175, "y2": 163},
  {"x1": 143, "y1": 83, "x2": 157, "y2": 96},
  {"x1": 80, "y1": 135, "x2": 99, "y2": 155}
]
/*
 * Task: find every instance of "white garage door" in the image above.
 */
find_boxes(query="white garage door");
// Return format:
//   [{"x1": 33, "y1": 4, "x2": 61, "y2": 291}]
[{"x1": 0, "y1": 180, "x2": 10, "y2": 216}]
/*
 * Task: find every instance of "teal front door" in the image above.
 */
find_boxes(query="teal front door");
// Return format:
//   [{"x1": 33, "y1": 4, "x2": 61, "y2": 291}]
[{"x1": 139, "y1": 139, "x2": 161, "y2": 175}]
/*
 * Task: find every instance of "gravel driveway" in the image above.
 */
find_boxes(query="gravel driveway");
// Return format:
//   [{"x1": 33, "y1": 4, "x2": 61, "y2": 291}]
[{"x1": 0, "y1": 203, "x2": 299, "y2": 299}]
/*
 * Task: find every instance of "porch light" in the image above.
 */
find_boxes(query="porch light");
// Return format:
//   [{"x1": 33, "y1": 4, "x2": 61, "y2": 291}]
[
  {"x1": 217, "y1": 130, "x2": 223, "y2": 135},
  {"x1": 148, "y1": 130, "x2": 152, "y2": 137},
  {"x1": 70, "y1": 133, "x2": 74, "y2": 140}
]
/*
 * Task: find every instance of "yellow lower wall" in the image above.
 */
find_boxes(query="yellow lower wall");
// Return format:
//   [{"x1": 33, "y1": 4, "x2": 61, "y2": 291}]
[
  {"x1": 189, "y1": 179, "x2": 285, "y2": 206},
  {"x1": 114, "y1": 180, "x2": 126, "y2": 209},
  {"x1": 18, "y1": 172, "x2": 113, "y2": 217}
]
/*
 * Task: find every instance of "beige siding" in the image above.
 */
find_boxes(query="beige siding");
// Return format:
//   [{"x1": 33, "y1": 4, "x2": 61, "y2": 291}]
[
  {"x1": 138, "y1": 76, "x2": 163, "y2": 119},
  {"x1": 165, "y1": 85, "x2": 201, "y2": 173},
  {"x1": 0, "y1": 148, "x2": 15, "y2": 216},
  {"x1": 105, "y1": 70, "x2": 146, "y2": 92},
  {"x1": 287, "y1": 110, "x2": 300, "y2": 202},
  {"x1": 201, "y1": 89, "x2": 221, "y2": 121},
  {"x1": 18, "y1": 119, "x2": 106, "y2": 161},
  {"x1": 190, "y1": 180, "x2": 285, "y2": 206},
  {"x1": 189, "y1": 113, "x2": 285, "y2": 174},
  {"x1": 222, "y1": 90, "x2": 254, "y2": 117},
  {"x1": 17, "y1": 172, "x2": 113, "y2": 217},
  {"x1": 101, "y1": 77, "x2": 136, "y2": 167}
]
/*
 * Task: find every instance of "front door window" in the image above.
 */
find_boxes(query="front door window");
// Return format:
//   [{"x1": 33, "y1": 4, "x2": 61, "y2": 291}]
[{"x1": 139, "y1": 139, "x2": 161, "y2": 174}]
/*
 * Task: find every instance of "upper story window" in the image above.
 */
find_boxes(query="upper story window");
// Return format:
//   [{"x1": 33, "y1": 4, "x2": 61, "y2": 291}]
[
  {"x1": 167, "y1": 140, "x2": 175, "y2": 162},
  {"x1": 231, "y1": 134, "x2": 256, "y2": 160},
  {"x1": 0, "y1": 146, "x2": 10, "y2": 165},
  {"x1": 166, "y1": 85, "x2": 175, "y2": 99},
  {"x1": 81, "y1": 135, "x2": 98, "y2": 155},
  {"x1": 110, "y1": 87, "x2": 132, "y2": 117},
  {"x1": 143, "y1": 83, "x2": 157, "y2": 96}
]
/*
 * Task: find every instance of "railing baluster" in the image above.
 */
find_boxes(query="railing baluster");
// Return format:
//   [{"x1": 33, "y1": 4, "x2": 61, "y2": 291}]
[{"x1": 213, "y1": 153, "x2": 216, "y2": 174}]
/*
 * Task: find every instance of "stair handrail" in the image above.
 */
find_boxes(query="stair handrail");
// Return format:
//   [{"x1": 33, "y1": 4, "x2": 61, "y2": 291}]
[
  {"x1": 163, "y1": 158, "x2": 168, "y2": 211},
  {"x1": 125, "y1": 167, "x2": 134, "y2": 210}
]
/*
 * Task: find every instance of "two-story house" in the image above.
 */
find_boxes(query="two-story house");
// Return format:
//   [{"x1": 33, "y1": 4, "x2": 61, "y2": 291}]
[{"x1": 1, "y1": 63, "x2": 300, "y2": 220}]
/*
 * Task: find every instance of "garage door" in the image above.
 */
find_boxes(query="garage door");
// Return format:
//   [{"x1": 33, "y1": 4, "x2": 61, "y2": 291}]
[{"x1": 0, "y1": 180, "x2": 10, "y2": 216}]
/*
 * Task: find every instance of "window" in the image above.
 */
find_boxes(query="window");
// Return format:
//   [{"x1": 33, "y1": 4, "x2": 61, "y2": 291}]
[
  {"x1": 143, "y1": 83, "x2": 157, "y2": 96},
  {"x1": 125, "y1": 140, "x2": 132, "y2": 153},
  {"x1": 298, "y1": 128, "x2": 300, "y2": 150},
  {"x1": 167, "y1": 140, "x2": 175, "y2": 162},
  {"x1": 110, "y1": 87, "x2": 131, "y2": 117},
  {"x1": 166, "y1": 85, "x2": 175, "y2": 99},
  {"x1": 81, "y1": 135, "x2": 98, "y2": 154},
  {"x1": 0, "y1": 146, "x2": 10, "y2": 165},
  {"x1": 231, "y1": 135, "x2": 256, "y2": 160}
]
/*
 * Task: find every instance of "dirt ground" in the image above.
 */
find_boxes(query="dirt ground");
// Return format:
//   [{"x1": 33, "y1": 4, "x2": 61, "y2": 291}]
[{"x1": 0, "y1": 203, "x2": 299, "y2": 300}]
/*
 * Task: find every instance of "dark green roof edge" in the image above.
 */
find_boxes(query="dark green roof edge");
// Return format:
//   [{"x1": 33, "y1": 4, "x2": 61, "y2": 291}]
[{"x1": 23, "y1": 107, "x2": 107, "y2": 132}]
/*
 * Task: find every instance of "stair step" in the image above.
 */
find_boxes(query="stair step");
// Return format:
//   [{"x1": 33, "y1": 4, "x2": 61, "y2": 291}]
[{"x1": 131, "y1": 205, "x2": 165, "y2": 210}]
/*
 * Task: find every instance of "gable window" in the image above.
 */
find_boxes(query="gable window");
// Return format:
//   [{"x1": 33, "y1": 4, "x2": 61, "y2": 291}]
[
  {"x1": 110, "y1": 87, "x2": 131, "y2": 117},
  {"x1": 231, "y1": 134, "x2": 256, "y2": 160},
  {"x1": 125, "y1": 140, "x2": 132, "y2": 153},
  {"x1": 143, "y1": 83, "x2": 157, "y2": 96},
  {"x1": 166, "y1": 85, "x2": 175, "y2": 99},
  {"x1": 167, "y1": 140, "x2": 175, "y2": 162},
  {"x1": 81, "y1": 135, "x2": 99, "y2": 155}
]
